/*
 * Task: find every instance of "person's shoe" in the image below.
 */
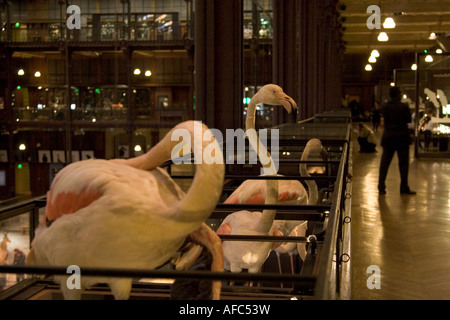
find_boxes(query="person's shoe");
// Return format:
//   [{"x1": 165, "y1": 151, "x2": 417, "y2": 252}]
[{"x1": 400, "y1": 189, "x2": 416, "y2": 195}]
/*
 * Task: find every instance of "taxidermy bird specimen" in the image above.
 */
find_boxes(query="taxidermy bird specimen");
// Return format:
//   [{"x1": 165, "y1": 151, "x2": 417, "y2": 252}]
[
  {"x1": 217, "y1": 84, "x2": 297, "y2": 275},
  {"x1": 27, "y1": 120, "x2": 225, "y2": 300}
]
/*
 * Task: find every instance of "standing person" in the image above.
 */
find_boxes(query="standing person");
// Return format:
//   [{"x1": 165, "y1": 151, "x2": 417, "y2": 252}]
[
  {"x1": 378, "y1": 87, "x2": 416, "y2": 195},
  {"x1": 371, "y1": 101, "x2": 381, "y2": 132}
]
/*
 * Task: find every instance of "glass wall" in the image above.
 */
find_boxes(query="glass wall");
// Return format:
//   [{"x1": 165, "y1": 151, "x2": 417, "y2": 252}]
[{"x1": 395, "y1": 52, "x2": 450, "y2": 157}]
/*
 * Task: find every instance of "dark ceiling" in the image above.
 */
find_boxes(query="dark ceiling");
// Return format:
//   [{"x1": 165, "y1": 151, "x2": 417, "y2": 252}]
[{"x1": 339, "y1": 0, "x2": 450, "y2": 54}]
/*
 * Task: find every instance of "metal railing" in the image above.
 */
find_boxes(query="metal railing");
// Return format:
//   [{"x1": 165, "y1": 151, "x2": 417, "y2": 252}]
[{"x1": 0, "y1": 113, "x2": 352, "y2": 300}]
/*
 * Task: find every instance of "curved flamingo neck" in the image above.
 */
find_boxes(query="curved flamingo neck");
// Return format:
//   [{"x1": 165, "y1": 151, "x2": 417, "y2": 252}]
[
  {"x1": 247, "y1": 97, "x2": 278, "y2": 234},
  {"x1": 122, "y1": 121, "x2": 224, "y2": 224},
  {"x1": 300, "y1": 146, "x2": 319, "y2": 205}
]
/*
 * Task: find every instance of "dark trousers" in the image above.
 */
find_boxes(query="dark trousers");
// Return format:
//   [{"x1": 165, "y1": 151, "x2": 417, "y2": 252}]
[
  {"x1": 424, "y1": 130, "x2": 432, "y2": 150},
  {"x1": 378, "y1": 144, "x2": 410, "y2": 192}
]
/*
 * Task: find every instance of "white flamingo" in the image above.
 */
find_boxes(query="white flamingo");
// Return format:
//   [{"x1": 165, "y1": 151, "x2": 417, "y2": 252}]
[
  {"x1": 226, "y1": 138, "x2": 325, "y2": 276},
  {"x1": 27, "y1": 120, "x2": 225, "y2": 300},
  {"x1": 217, "y1": 84, "x2": 297, "y2": 276},
  {"x1": 273, "y1": 138, "x2": 325, "y2": 277}
]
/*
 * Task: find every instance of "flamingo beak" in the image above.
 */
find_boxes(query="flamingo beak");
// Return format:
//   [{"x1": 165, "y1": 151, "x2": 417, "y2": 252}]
[{"x1": 277, "y1": 92, "x2": 298, "y2": 123}]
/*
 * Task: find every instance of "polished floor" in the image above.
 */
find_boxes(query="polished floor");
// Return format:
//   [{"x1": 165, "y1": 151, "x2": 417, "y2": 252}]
[{"x1": 350, "y1": 125, "x2": 450, "y2": 300}]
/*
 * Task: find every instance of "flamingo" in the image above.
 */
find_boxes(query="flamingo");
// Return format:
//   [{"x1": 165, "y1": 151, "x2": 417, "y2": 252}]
[
  {"x1": 216, "y1": 84, "x2": 297, "y2": 276},
  {"x1": 26, "y1": 120, "x2": 225, "y2": 300},
  {"x1": 226, "y1": 138, "x2": 325, "y2": 276}
]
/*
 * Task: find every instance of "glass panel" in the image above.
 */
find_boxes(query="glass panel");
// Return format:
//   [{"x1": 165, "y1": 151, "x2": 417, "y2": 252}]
[
  {"x1": 0, "y1": 214, "x2": 30, "y2": 291},
  {"x1": 396, "y1": 54, "x2": 450, "y2": 156}
]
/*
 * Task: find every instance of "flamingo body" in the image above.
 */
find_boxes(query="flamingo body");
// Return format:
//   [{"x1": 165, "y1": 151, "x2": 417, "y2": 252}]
[
  {"x1": 225, "y1": 178, "x2": 307, "y2": 205},
  {"x1": 218, "y1": 210, "x2": 279, "y2": 273},
  {"x1": 28, "y1": 121, "x2": 225, "y2": 300}
]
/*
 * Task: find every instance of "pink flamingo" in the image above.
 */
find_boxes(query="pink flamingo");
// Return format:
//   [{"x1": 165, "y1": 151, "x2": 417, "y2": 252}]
[
  {"x1": 27, "y1": 121, "x2": 225, "y2": 300},
  {"x1": 225, "y1": 138, "x2": 325, "y2": 278},
  {"x1": 217, "y1": 85, "x2": 297, "y2": 277}
]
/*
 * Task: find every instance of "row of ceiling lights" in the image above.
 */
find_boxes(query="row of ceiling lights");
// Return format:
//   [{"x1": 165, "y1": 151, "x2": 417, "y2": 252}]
[
  {"x1": 17, "y1": 68, "x2": 152, "y2": 77},
  {"x1": 365, "y1": 16, "x2": 444, "y2": 72}
]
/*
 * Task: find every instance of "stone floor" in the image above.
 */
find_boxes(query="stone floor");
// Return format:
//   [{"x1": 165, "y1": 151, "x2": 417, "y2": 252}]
[{"x1": 350, "y1": 125, "x2": 450, "y2": 300}]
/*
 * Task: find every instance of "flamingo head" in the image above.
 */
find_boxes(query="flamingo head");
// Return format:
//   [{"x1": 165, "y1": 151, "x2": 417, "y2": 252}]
[
  {"x1": 254, "y1": 84, "x2": 298, "y2": 122},
  {"x1": 305, "y1": 138, "x2": 327, "y2": 160}
]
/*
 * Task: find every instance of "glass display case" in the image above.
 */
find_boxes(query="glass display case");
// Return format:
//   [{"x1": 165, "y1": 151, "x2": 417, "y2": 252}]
[{"x1": 394, "y1": 52, "x2": 450, "y2": 158}]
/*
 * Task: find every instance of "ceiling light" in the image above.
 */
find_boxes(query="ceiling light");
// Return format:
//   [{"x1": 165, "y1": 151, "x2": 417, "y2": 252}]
[
  {"x1": 133, "y1": 68, "x2": 141, "y2": 75},
  {"x1": 17, "y1": 69, "x2": 24, "y2": 76},
  {"x1": 378, "y1": 32, "x2": 389, "y2": 42},
  {"x1": 436, "y1": 49, "x2": 443, "y2": 54},
  {"x1": 425, "y1": 55, "x2": 433, "y2": 62},
  {"x1": 365, "y1": 64, "x2": 372, "y2": 71},
  {"x1": 34, "y1": 71, "x2": 41, "y2": 77},
  {"x1": 19, "y1": 144, "x2": 26, "y2": 151},
  {"x1": 429, "y1": 32, "x2": 437, "y2": 40},
  {"x1": 368, "y1": 55, "x2": 377, "y2": 63},
  {"x1": 144, "y1": 70, "x2": 152, "y2": 77},
  {"x1": 411, "y1": 64, "x2": 417, "y2": 70},
  {"x1": 371, "y1": 50, "x2": 380, "y2": 58},
  {"x1": 383, "y1": 17, "x2": 395, "y2": 29}
]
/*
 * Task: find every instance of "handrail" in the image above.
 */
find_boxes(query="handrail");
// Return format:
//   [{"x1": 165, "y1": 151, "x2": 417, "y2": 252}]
[
  {"x1": 312, "y1": 128, "x2": 351, "y2": 299},
  {"x1": 0, "y1": 121, "x2": 352, "y2": 300}
]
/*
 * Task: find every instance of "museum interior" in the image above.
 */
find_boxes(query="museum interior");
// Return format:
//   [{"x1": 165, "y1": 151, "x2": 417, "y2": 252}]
[{"x1": 0, "y1": 0, "x2": 449, "y2": 302}]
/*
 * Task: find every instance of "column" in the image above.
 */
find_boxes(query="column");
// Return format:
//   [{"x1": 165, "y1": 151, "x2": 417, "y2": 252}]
[
  {"x1": 194, "y1": 0, "x2": 243, "y2": 134},
  {"x1": 272, "y1": 0, "x2": 298, "y2": 125}
]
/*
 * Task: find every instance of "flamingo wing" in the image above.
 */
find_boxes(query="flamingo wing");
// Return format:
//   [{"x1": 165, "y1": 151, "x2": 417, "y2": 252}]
[{"x1": 44, "y1": 159, "x2": 185, "y2": 224}]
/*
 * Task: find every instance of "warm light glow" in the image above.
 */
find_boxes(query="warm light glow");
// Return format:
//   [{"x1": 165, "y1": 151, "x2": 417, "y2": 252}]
[
  {"x1": 436, "y1": 49, "x2": 443, "y2": 54},
  {"x1": 368, "y1": 55, "x2": 377, "y2": 63},
  {"x1": 403, "y1": 94, "x2": 407, "y2": 99},
  {"x1": 365, "y1": 64, "x2": 372, "y2": 71},
  {"x1": 92, "y1": 118, "x2": 97, "y2": 123},
  {"x1": 19, "y1": 144, "x2": 26, "y2": 151},
  {"x1": 390, "y1": 82, "x2": 395, "y2": 87},
  {"x1": 17, "y1": 69, "x2": 24, "y2": 76},
  {"x1": 429, "y1": 32, "x2": 437, "y2": 40},
  {"x1": 134, "y1": 145, "x2": 142, "y2": 152},
  {"x1": 133, "y1": 68, "x2": 141, "y2": 75},
  {"x1": 411, "y1": 64, "x2": 417, "y2": 70},
  {"x1": 34, "y1": 71, "x2": 41, "y2": 77},
  {"x1": 383, "y1": 17, "x2": 396, "y2": 29},
  {"x1": 371, "y1": 50, "x2": 380, "y2": 58},
  {"x1": 155, "y1": 14, "x2": 167, "y2": 22},
  {"x1": 425, "y1": 55, "x2": 433, "y2": 62},
  {"x1": 144, "y1": 70, "x2": 152, "y2": 77},
  {"x1": 378, "y1": 32, "x2": 389, "y2": 42}
]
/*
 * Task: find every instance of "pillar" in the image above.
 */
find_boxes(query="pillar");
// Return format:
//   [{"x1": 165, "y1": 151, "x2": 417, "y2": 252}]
[
  {"x1": 272, "y1": 0, "x2": 298, "y2": 125},
  {"x1": 194, "y1": 0, "x2": 243, "y2": 134}
]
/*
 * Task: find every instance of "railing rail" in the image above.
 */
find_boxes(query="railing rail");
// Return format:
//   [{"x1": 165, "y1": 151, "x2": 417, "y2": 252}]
[{"x1": 0, "y1": 119, "x2": 352, "y2": 300}]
